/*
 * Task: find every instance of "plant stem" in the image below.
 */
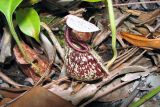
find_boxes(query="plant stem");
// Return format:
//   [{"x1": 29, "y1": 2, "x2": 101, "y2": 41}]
[
  {"x1": 104, "y1": 0, "x2": 117, "y2": 69},
  {"x1": 129, "y1": 85, "x2": 160, "y2": 107},
  {"x1": 7, "y1": 17, "x2": 26, "y2": 57},
  {"x1": 7, "y1": 17, "x2": 40, "y2": 74}
]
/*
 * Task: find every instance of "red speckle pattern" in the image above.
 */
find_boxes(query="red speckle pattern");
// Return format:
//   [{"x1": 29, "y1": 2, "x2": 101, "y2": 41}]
[{"x1": 65, "y1": 46, "x2": 105, "y2": 81}]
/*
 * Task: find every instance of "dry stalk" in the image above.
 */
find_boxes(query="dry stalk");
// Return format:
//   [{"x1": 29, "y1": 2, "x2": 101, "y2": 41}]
[
  {"x1": 92, "y1": 14, "x2": 129, "y2": 46},
  {"x1": 41, "y1": 22, "x2": 65, "y2": 60},
  {"x1": 113, "y1": 1, "x2": 160, "y2": 7},
  {"x1": 0, "y1": 70, "x2": 24, "y2": 88},
  {"x1": 111, "y1": 48, "x2": 139, "y2": 70}
]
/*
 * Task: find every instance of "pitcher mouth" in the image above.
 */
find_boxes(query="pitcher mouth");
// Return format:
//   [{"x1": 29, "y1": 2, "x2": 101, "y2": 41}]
[{"x1": 64, "y1": 27, "x2": 90, "y2": 53}]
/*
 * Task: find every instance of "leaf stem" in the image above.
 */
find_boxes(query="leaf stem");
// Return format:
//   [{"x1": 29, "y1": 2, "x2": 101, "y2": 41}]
[
  {"x1": 104, "y1": 0, "x2": 117, "y2": 69},
  {"x1": 7, "y1": 17, "x2": 40, "y2": 75},
  {"x1": 7, "y1": 17, "x2": 26, "y2": 57}
]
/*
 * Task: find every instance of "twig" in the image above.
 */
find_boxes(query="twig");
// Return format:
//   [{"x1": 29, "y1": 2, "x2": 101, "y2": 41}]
[
  {"x1": 41, "y1": 22, "x2": 65, "y2": 60},
  {"x1": 111, "y1": 48, "x2": 139, "y2": 70},
  {"x1": 113, "y1": 1, "x2": 160, "y2": 7},
  {"x1": 34, "y1": 61, "x2": 53, "y2": 86},
  {"x1": 92, "y1": 14, "x2": 129, "y2": 46},
  {"x1": 0, "y1": 70, "x2": 24, "y2": 88},
  {"x1": 112, "y1": 48, "x2": 136, "y2": 64},
  {"x1": 127, "y1": 50, "x2": 147, "y2": 65}
]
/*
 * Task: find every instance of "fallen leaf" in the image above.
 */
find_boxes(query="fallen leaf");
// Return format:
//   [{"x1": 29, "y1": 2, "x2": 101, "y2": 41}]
[
  {"x1": 49, "y1": 83, "x2": 98, "y2": 105},
  {"x1": 121, "y1": 72, "x2": 149, "y2": 82},
  {"x1": 0, "y1": 28, "x2": 11, "y2": 63},
  {"x1": 97, "y1": 78, "x2": 130, "y2": 102},
  {"x1": 13, "y1": 42, "x2": 49, "y2": 82},
  {"x1": 92, "y1": 29, "x2": 111, "y2": 46},
  {"x1": 135, "y1": 27, "x2": 149, "y2": 35},
  {"x1": 126, "y1": 9, "x2": 145, "y2": 16},
  {"x1": 0, "y1": 87, "x2": 29, "y2": 99},
  {"x1": 92, "y1": 14, "x2": 129, "y2": 46},
  {"x1": 0, "y1": 98, "x2": 12, "y2": 106},
  {"x1": 146, "y1": 75, "x2": 160, "y2": 89},
  {"x1": 120, "y1": 32, "x2": 160, "y2": 49},
  {"x1": 40, "y1": 33, "x2": 56, "y2": 62},
  {"x1": 66, "y1": 15, "x2": 100, "y2": 32},
  {"x1": 0, "y1": 87, "x2": 74, "y2": 107},
  {"x1": 138, "y1": 9, "x2": 160, "y2": 25}
]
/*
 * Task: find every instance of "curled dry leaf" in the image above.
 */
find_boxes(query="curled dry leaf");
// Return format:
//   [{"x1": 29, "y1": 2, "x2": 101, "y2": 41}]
[
  {"x1": 40, "y1": 33, "x2": 56, "y2": 62},
  {"x1": 13, "y1": 42, "x2": 49, "y2": 82},
  {"x1": 120, "y1": 32, "x2": 160, "y2": 49},
  {"x1": 0, "y1": 28, "x2": 12, "y2": 63},
  {"x1": 0, "y1": 87, "x2": 74, "y2": 107}
]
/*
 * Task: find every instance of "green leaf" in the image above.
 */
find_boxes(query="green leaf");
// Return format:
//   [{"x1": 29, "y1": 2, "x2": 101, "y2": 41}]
[
  {"x1": 105, "y1": 0, "x2": 117, "y2": 68},
  {"x1": 83, "y1": 0, "x2": 103, "y2": 2},
  {"x1": 0, "y1": 0, "x2": 23, "y2": 22},
  {"x1": 0, "y1": 0, "x2": 22, "y2": 17},
  {"x1": 16, "y1": 8, "x2": 40, "y2": 42},
  {"x1": 0, "y1": 0, "x2": 25, "y2": 56},
  {"x1": 26, "y1": 0, "x2": 41, "y2": 5},
  {"x1": 129, "y1": 85, "x2": 160, "y2": 107}
]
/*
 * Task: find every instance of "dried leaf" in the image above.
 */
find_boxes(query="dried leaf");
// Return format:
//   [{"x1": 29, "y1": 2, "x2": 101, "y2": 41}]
[
  {"x1": 92, "y1": 14, "x2": 129, "y2": 46},
  {"x1": 0, "y1": 28, "x2": 11, "y2": 63},
  {"x1": 0, "y1": 98, "x2": 12, "y2": 106},
  {"x1": 13, "y1": 42, "x2": 49, "y2": 82},
  {"x1": 0, "y1": 87, "x2": 29, "y2": 99},
  {"x1": 97, "y1": 78, "x2": 130, "y2": 102},
  {"x1": 138, "y1": 9, "x2": 160, "y2": 24},
  {"x1": 120, "y1": 32, "x2": 160, "y2": 49},
  {"x1": 92, "y1": 29, "x2": 110, "y2": 46},
  {"x1": 126, "y1": 9, "x2": 145, "y2": 16},
  {"x1": 135, "y1": 27, "x2": 149, "y2": 35},
  {"x1": 0, "y1": 87, "x2": 74, "y2": 107},
  {"x1": 40, "y1": 33, "x2": 56, "y2": 62},
  {"x1": 121, "y1": 72, "x2": 149, "y2": 82},
  {"x1": 49, "y1": 83, "x2": 98, "y2": 105},
  {"x1": 66, "y1": 15, "x2": 100, "y2": 32}
]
